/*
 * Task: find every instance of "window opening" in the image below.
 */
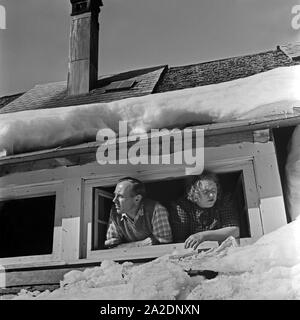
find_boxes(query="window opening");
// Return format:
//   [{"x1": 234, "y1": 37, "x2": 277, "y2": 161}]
[
  {"x1": 0, "y1": 195, "x2": 56, "y2": 258},
  {"x1": 92, "y1": 171, "x2": 249, "y2": 250}
]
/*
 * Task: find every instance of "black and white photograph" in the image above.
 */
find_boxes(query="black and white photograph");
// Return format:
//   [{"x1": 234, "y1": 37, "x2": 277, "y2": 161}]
[{"x1": 1, "y1": 0, "x2": 300, "y2": 305}]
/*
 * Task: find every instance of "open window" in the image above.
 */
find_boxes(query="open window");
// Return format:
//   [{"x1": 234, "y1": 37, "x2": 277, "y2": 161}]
[
  {"x1": 0, "y1": 195, "x2": 56, "y2": 258},
  {"x1": 0, "y1": 183, "x2": 63, "y2": 265},
  {"x1": 90, "y1": 170, "x2": 250, "y2": 254}
]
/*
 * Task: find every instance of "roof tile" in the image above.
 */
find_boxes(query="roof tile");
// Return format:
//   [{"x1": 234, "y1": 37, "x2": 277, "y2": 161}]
[
  {"x1": 0, "y1": 66, "x2": 166, "y2": 114},
  {"x1": 155, "y1": 49, "x2": 298, "y2": 93}
]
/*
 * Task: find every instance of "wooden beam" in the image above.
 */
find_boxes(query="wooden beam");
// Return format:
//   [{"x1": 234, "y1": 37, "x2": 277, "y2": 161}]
[
  {"x1": 1, "y1": 111, "x2": 298, "y2": 168},
  {"x1": 252, "y1": 142, "x2": 288, "y2": 233},
  {"x1": 61, "y1": 178, "x2": 84, "y2": 261},
  {"x1": 196, "y1": 112, "x2": 300, "y2": 135},
  {"x1": 0, "y1": 130, "x2": 256, "y2": 176},
  {"x1": 253, "y1": 144, "x2": 284, "y2": 198},
  {"x1": 253, "y1": 129, "x2": 270, "y2": 143},
  {"x1": 247, "y1": 207, "x2": 264, "y2": 239},
  {"x1": 259, "y1": 196, "x2": 287, "y2": 234}
]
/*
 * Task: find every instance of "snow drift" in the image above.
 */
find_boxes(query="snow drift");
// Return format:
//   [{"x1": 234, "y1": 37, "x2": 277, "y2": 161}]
[
  {"x1": 12, "y1": 217, "x2": 300, "y2": 300},
  {"x1": 1, "y1": 65, "x2": 300, "y2": 156}
]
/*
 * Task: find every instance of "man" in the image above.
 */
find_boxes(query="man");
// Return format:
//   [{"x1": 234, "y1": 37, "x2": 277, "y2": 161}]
[
  {"x1": 169, "y1": 171, "x2": 240, "y2": 250},
  {"x1": 105, "y1": 177, "x2": 173, "y2": 248}
]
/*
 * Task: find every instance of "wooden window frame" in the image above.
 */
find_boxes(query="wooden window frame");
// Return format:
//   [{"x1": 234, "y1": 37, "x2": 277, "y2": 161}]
[
  {"x1": 82, "y1": 158, "x2": 260, "y2": 262},
  {"x1": 0, "y1": 182, "x2": 64, "y2": 265},
  {"x1": 92, "y1": 188, "x2": 113, "y2": 250}
]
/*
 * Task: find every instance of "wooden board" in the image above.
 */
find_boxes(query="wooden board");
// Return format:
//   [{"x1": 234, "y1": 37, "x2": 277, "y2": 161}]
[
  {"x1": 0, "y1": 130, "x2": 256, "y2": 177},
  {"x1": 259, "y1": 196, "x2": 287, "y2": 234}
]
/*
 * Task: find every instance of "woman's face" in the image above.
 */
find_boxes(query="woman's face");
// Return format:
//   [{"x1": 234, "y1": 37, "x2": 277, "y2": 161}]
[{"x1": 193, "y1": 179, "x2": 218, "y2": 208}]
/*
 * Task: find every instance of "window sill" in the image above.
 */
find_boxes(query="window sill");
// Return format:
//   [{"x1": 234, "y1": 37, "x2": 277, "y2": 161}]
[{"x1": 87, "y1": 241, "x2": 219, "y2": 262}]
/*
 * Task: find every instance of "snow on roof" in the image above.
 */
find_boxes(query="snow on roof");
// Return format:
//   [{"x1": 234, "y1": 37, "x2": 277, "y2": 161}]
[
  {"x1": 1, "y1": 65, "x2": 300, "y2": 156},
  {"x1": 0, "y1": 66, "x2": 300, "y2": 158},
  {"x1": 1, "y1": 46, "x2": 298, "y2": 115}
]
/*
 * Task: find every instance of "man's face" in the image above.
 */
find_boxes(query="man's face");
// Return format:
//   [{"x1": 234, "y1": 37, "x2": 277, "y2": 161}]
[
  {"x1": 113, "y1": 181, "x2": 138, "y2": 215},
  {"x1": 193, "y1": 179, "x2": 218, "y2": 208}
]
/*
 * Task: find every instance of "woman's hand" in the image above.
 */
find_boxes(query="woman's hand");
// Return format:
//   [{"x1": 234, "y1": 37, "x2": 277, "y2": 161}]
[{"x1": 184, "y1": 232, "x2": 206, "y2": 250}]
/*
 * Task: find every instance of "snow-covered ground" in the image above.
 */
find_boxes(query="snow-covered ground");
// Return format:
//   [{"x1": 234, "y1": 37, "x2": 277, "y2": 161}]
[
  {"x1": 11, "y1": 217, "x2": 300, "y2": 300},
  {"x1": 1, "y1": 65, "x2": 300, "y2": 156}
]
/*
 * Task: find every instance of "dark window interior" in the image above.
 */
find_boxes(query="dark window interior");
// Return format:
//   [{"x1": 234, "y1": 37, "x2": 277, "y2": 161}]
[
  {"x1": 92, "y1": 171, "x2": 249, "y2": 250},
  {"x1": 272, "y1": 126, "x2": 296, "y2": 223},
  {"x1": 92, "y1": 190, "x2": 113, "y2": 250},
  {"x1": 0, "y1": 195, "x2": 56, "y2": 258}
]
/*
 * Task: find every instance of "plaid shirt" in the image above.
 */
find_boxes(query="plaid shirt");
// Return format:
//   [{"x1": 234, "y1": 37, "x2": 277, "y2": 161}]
[
  {"x1": 106, "y1": 199, "x2": 172, "y2": 246},
  {"x1": 169, "y1": 192, "x2": 239, "y2": 242}
]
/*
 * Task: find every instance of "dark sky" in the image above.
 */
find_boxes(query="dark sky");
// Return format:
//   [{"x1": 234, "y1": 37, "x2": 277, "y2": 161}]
[{"x1": 0, "y1": 0, "x2": 300, "y2": 96}]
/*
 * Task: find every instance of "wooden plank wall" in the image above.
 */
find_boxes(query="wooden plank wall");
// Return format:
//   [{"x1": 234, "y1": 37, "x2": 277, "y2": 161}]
[{"x1": 61, "y1": 178, "x2": 83, "y2": 261}]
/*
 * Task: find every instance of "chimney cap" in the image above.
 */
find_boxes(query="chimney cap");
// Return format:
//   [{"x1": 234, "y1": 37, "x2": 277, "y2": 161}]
[{"x1": 70, "y1": 0, "x2": 103, "y2": 16}]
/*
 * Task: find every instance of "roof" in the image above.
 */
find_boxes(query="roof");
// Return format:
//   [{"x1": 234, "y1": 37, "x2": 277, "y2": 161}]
[
  {"x1": 0, "y1": 93, "x2": 24, "y2": 110},
  {"x1": 0, "y1": 44, "x2": 299, "y2": 115},
  {"x1": 156, "y1": 48, "x2": 298, "y2": 93},
  {"x1": 1, "y1": 43, "x2": 300, "y2": 163},
  {"x1": 0, "y1": 65, "x2": 167, "y2": 114}
]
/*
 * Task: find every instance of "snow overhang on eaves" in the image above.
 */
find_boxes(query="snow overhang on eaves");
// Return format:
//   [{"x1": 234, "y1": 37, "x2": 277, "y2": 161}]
[
  {"x1": 1, "y1": 64, "x2": 300, "y2": 163},
  {"x1": 1, "y1": 112, "x2": 300, "y2": 169}
]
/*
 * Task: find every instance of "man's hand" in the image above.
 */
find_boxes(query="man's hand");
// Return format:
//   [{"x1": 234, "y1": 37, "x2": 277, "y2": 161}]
[
  {"x1": 184, "y1": 232, "x2": 206, "y2": 250},
  {"x1": 104, "y1": 238, "x2": 121, "y2": 248}
]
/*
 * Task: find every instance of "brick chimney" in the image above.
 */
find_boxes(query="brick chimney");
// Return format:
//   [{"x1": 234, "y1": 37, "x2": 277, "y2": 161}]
[{"x1": 68, "y1": 0, "x2": 103, "y2": 95}]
